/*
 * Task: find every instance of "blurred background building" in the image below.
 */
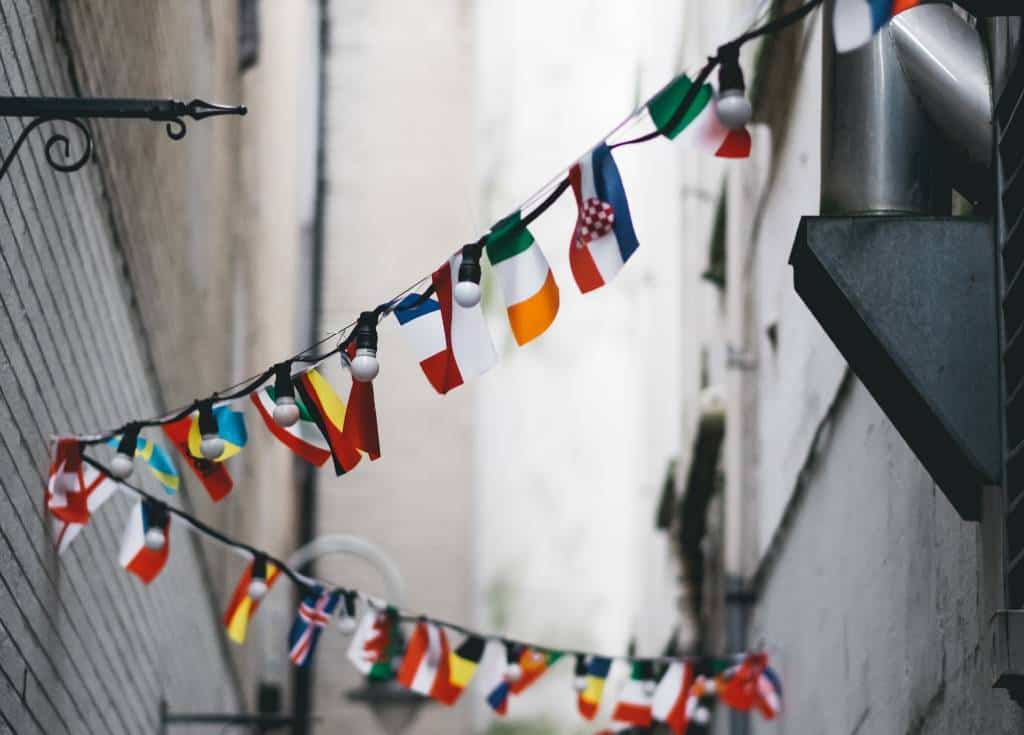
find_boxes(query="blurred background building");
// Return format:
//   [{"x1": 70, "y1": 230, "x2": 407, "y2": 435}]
[{"x1": 4, "y1": 1, "x2": 1024, "y2": 735}]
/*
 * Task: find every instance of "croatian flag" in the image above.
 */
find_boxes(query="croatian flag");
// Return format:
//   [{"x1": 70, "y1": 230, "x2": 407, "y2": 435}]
[
  {"x1": 289, "y1": 586, "x2": 341, "y2": 666},
  {"x1": 834, "y1": 0, "x2": 921, "y2": 53},
  {"x1": 393, "y1": 252, "x2": 496, "y2": 394},
  {"x1": 568, "y1": 143, "x2": 639, "y2": 294},
  {"x1": 118, "y1": 500, "x2": 170, "y2": 585}
]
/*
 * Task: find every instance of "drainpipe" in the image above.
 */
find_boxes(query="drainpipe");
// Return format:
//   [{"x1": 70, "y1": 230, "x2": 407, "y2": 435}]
[{"x1": 293, "y1": 0, "x2": 329, "y2": 733}]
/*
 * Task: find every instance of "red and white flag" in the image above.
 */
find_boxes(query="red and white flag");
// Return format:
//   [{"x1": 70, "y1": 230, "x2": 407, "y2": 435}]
[
  {"x1": 652, "y1": 660, "x2": 695, "y2": 734},
  {"x1": 397, "y1": 620, "x2": 452, "y2": 700},
  {"x1": 118, "y1": 500, "x2": 170, "y2": 584}
]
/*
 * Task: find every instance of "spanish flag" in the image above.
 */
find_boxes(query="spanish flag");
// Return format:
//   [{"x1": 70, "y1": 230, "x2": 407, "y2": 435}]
[{"x1": 223, "y1": 559, "x2": 280, "y2": 644}]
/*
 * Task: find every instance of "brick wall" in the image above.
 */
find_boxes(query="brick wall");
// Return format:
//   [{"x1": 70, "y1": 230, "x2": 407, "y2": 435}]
[{"x1": 0, "y1": 1, "x2": 249, "y2": 731}]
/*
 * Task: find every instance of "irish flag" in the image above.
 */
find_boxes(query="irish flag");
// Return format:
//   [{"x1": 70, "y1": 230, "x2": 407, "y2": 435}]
[
  {"x1": 118, "y1": 500, "x2": 170, "y2": 585},
  {"x1": 611, "y1": 660, "x2": 657, "y2": 726},
  {"x1": 397, "y1": 621, "x2": 452, "y2": 700},
  {"x1": 486, "y1": 212, "x2": 559, "y2": 346},
  {"x1": 568, "y1": 143, "x2": 639, "y2": 293},
  {"x1": 647, "y1": 74, "x2": 751, "y2": 158},
  {"x1": 652, "y1": 660, "x2": 695, "y2": 734},
  {"x1": 834, "y1": 0, "x2": 921, "y2": 53},
  {"x1": 393, "y1": 251, "x2": 497, "y2": 394},
  {"x1": 250, "y1": 385, "x2": 331, "y2": 467}
]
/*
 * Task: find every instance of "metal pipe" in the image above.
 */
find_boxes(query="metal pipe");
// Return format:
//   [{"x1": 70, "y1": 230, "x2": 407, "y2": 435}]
[
  {"x1": 822, "y1": 1, "x2": 951, "y2": 215},
  {"x1": 891, "y1": 5, "x2": 992, "y2": 198}
]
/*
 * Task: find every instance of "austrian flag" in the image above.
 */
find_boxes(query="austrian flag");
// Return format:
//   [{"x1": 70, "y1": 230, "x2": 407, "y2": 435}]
[{"x1": 568, "y1": 143, "x2": 639, "y2": 293}]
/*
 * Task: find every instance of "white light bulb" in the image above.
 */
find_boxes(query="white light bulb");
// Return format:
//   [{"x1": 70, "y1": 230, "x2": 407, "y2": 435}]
[
  {"x1": 350, "y1": 347, "x2": 379, "y2": 382},
  {"x1": 454, "y1": 280, "x2": 481, "y2": 308},
  {"x1": 273, "y1": 396, "x2": 300, "y2": 428},
  {"x1": 573, "y1": 676, "x2": 587, "y2": 693},
  {"x1": 200, "y1": 434, "x2": 225, "y2": 460},
  {"x1": 247, "y1": 578, "x2": 268, "y2": 601},
  {"x1": 144, "y1": 527, "x2": 166, "y2": 551},
  {"x1": 506, "y1": 663, "x2": 522, "y2": 682},
  {"x1": 110, "y1": 453, "x2": 134, "y2": 479},
  {"x1": 336, "y1": 615, "x2": 358, "y2": 635},
  {"x1": 715, "y1": 89, "x2": 752, "y2": 130},
  {"x1": 694, "y1": 706, "x2": 711, "y2": 725}
]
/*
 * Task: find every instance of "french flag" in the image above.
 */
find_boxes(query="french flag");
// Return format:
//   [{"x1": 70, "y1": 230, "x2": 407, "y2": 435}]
[
  {"x1": 118, "y1": 500, "x2": 170, "y2": 584},
  {"x1": 393, "y1": 252, "x2": 496, "y2": 394},
  {"x1": 834, "y1": 0, "x2": 921, "y2": 53},
  {"x1": 568, "y1": 143, "x2": 639, "y2": 294}
]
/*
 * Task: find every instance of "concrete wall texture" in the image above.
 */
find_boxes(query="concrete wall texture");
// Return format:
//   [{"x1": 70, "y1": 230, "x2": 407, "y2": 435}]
[{"x1": 0, "y1": 1, "x2": 247, "y2": 732}]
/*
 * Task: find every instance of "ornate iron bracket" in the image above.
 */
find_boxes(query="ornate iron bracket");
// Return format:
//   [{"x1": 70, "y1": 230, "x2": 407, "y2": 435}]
[{"x1": 0, "y1": 96, "x2": 246, "y2": 182}]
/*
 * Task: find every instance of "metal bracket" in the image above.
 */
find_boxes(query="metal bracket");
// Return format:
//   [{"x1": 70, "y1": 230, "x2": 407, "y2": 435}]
[
  {"x1": 0, "y1": 96, "x2": 246, "y2": 182},
  {"x1": 159, "y1": 699, "x2": 302, "y2": 734}
]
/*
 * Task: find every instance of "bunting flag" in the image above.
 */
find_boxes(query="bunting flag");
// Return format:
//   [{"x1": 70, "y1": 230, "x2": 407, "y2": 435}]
[
  {"x1": 288, "y1": 586, "x2": 341, "y2": 666},
  {"x1": 339, "y1": 345, "x2": 382, "y2": 461},
  {"x1": 250, "y1": 385, "x2": 331, "y2": 467},
  {"x1": 46, "y1": 438, "x2": 88, "y2": 517},
  {"x1": 293, "y1": 368, "x2": 364, "y2": 475},
  {"x1": 568, "y1": 143, "x2": 639, "y2": 294},
  {"x1": 715, "y1": 653, "x2": 782, "y2": 719},
  {"x1": 117, "y1": 500, "x2": 170, "y2": 584},
  {"x1": 163, "y1": 415, "x2": 234, "y2": 501},
  {"x1": 186, "y1": 405, "x2": 248, "y2": 462},
  {"x1": 611, "y1": 660, "x2": 657, "y2": 727},
  {"x1": 106, "y1": 435, "x2": 180, "y2": 493},
  {"x1": 435, "y1": 634, "x2": 487, "y2": 706},
  {"x1": 652, "y1": 660, "x2": 695, "y2": 734},
  {"x1": 578, "y1": 656, "x2": 613, "y2": 720},
  {"x1": 487, "y1": 646, "x2": 563, "y2": 714},
  {"x1": 348, "y1": 604, "x2": 403, "y2": 681},
  {"x1": 392, "y1": 255, "x2": 497, "y2": 395},
  {"x1": 397, "y1": 620, "x2": 452, "y2": 700},
  {"x1": 646, "y1": 74, "x2": 751, "y2": 158},
  {"x1": 833, "y1": 0, "x2": 921, "y2": 54},
  {"x1": 46, "y1": 462, "x2": 119, "y2": 554},
  {"x1": 684, "y1": 675, "x2": 713, "y2": 724},
  {"x1": 486, "y1": 212, "x2": 559, "y2": 346},
  {"x1": 223, "y1": 559, "x2": 281, "y2": 644}
]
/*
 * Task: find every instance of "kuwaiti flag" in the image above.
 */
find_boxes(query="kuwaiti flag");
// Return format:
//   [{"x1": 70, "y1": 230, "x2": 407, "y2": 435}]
[
  {"x1": 348, "y1": 602, "x2": 403, "y2": 681},
  {"x1": 294, "y1": 368, "x2": 365, "y2": 475},
  {"x1": 250, "y1": 384, "x2": 331, "y2": 467},
  {"x1": 486, "y1": 212, "x2": 559, "y2": 346},
  {"x1": 289, "y1": 586, "x2": 341, "y2": 666},
  {"x1": 393, "y1": 254, "x2": 497, "y2": 394},
  {"x1": 578, "y1": 656, "x2": 613, "y2": 720},
  {"x1": 106, "y1": 434, "x2": 180, "y2": 493},
  {"x1": 568, "y1": 143, "x2": 639, "y2": 294},
  {"x1": 652, "y1": 660, "x2": 695, "y2": 734},
  {"x1": 397, "y1": 620, "x2": 452, "y2": 700},
  {"x1": 223, "y1": 559, "x2": 281, "y2": 644},
  {"x1": 46, "y1": 461, "x2": 119, "y2": 555},
  {"x1": 118, "y1": 500, "x2": 171, "y2": 585},
  {"x1": 434, "y1": 634, "x2": 486, "y2": 705},
  {"x1": 646, "y1": 74, "x2": 751, "y2": 158},
  {"x1": 163, "y1": 414, "x2": 234, "y2": 501},
  {"x1": 611, "y1": 660, "x2": 657, "y2": 726},
  {"x1": 834, "y1": 0, "x2": 921, "y2": 53}
]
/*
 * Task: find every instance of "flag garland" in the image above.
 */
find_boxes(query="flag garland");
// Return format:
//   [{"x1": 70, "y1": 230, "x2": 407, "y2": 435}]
[{"x1": 51, "y1": 453, "x2": 784, "y2": 733}]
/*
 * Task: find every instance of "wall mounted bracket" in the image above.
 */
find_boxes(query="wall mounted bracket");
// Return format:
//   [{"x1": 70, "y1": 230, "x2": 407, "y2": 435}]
[{"x1": 0, "y1": 96, "x2": 246, "y2": 182}]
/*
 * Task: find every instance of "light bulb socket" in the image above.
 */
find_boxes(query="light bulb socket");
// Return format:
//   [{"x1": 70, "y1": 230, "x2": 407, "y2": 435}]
[
  {"x1": 457, "y1": 242, "x2": 483, "y2": 286},
  {"x1": 354, "y1": 311, "x2": 379, "y2": 352},
  {"x1": 142, "y1": 500, "x2": 169, "y2": 549},
  {"x1": 197, "y1": 400, "x2": 219, "y2": 437},
  {"x1": 273, "y1": 362, "x2": 295, "y2": 401},
  {"x1": 116, "y1": 424, "x2": 141, "y2": 460},
  {"x1": 251, "y1": 553, "x2": 267, "y2": 584},
  {"x1": 717, "y1": 43, "x2": 745, "y2": 95}
]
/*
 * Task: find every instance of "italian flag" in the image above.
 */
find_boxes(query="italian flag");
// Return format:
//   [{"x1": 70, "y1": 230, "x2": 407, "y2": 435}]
[
  {"x1": 611, "y1": 660, "x2": 656, "y2": 726},
  {"x1": 250, "y1": 385, "x2": 331, "y2": 467},
  {"x1": 647, "y1": 73, "x2": 751, "y2": 158},
  {"x1": 486, "y1": 212, "x2": 560, "y2": 346}
]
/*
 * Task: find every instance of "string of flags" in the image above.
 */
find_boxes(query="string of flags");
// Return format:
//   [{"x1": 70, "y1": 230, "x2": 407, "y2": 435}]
[
  {"x1": 37, "y1": 2, "x2": 920, "y2": 730},
  {"x1": 50, "y1": 452, "x2": 783, "y2": 734}
]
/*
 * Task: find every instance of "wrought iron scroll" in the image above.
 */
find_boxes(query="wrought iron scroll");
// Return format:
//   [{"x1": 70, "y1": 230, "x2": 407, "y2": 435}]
[{"x1": 0, "y1": 97, "x2": 246, "y2": 182}]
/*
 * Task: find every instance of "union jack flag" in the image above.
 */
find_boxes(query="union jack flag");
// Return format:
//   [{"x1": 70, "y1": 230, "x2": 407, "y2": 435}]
[{"x1": 288, "y1": 586, "x2": 341, "y2": 666}]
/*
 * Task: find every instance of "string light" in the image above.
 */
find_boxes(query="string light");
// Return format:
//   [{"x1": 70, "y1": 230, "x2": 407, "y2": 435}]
[
  {"x1": 337, "y1": 590, "x2": 359, "y2": 635},
  {"x1": 573, "y1": 654, "x2": 588, "y2": 692},
  {"x1": 715, "y1": 43, "x2": 752, "y2": 130},
  {"x1": 110, "y1": 423, "x2": 140, "y2": 479},
  {"x1": 349, "y1": 311, "x2": 380, "y2": 382},
  {"x1": 271, "y1": 363, "x2": 300, "y2": 427},
  {"x1": 454, "y1": 240, "x2": 484, "y2": 308},
  {"x1": 143, "y1": 499, "x2": 168, "y2": 551},
  {"x1": 197, "y1": 400, "x2": 224, "y2": 460},
  {"x1": 505, "y1": 641, "x2": 523, "y2": 682},
  {"x1": 248, "y1": 553, "x2": 270, "y2": 600}
]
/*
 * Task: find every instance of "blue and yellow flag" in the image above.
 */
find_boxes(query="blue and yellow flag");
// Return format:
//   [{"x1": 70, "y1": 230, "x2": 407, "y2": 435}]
[
  {"x1": 186, "y1": 405, "x2": 248, "y2": 462},
  {"x1": 107, "y1": 435, "x2": 180, "y2": 493}
]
